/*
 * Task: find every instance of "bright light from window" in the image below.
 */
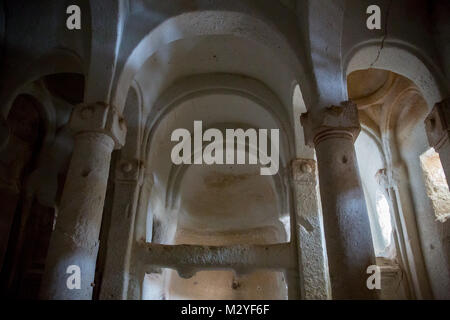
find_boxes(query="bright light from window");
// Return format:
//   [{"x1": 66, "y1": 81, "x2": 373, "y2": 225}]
[
  {"x1": 279, "y1": 215, "x2": 290, "y2": 242},
  {"x1": 376, "y1": 191, "x2": 393, "y2": 248}
]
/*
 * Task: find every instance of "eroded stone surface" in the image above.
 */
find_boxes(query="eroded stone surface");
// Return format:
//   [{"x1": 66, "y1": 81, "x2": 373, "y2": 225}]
[{"x1": 292, "y1": 159, "x2": 330, "y2": 299}]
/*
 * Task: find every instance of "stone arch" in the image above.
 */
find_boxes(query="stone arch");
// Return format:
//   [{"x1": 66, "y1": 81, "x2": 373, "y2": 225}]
[
  {"x1": 0, "y1": 92, "x2": 54, "y2": 298},
  {"x1": 345, "y1": 42, "x2": 447, "y2": 108},
  {"x1": 383, "y1": 86, "x2": 427, "y2": 138},
  {"x1": 346, "y1": 66, "x2": 437, "y2": 298},
  {"x1": 164, "y1": 124, "x2": 287, "y2": 215},
  {"x1": 111, "y1": 10, "x2": 308, "y2": 114},
  {"x1": 0, "y1": 69, "x2": 86, "y2": 208},
  {"x1": 142, "y1": 74, "x2": 295, "y2": 245},
  {"x1": 0, "y1": 48, "x2": 85, "y2": 119},
  {"x1": 138, "y1": 73, "x2": 295, "y2": 297},
  {"x1": 143, "y1": 74, "x2": 295, "y2": 163},
  {"x1": 106, "y1": 8, "x2": 310, "y2": 300},
  {"x1": 16, "y1": 82, "x2": 58, "y2": 149}
]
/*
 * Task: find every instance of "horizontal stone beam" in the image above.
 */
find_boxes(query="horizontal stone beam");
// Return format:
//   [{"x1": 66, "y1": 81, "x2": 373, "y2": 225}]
[{"x1": 136, "y1": 242, "x2": 295, "y2": 279}]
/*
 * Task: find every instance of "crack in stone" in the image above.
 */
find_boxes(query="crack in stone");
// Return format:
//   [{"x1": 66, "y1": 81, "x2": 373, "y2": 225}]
[{"x1": 370, "y1": 0, "x2": 393, "y2": 68}]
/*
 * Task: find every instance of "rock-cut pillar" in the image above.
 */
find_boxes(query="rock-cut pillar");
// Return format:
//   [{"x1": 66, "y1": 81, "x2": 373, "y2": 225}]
[
  {"x1": 301, "y1": 102, "x2": 376, "y2": 299},
  {"x1": 40, "y1": 102, "x2": 126, "y2": 300},
  {"x1": 291, "y1": 159, "x2": 330, "y2": 299},
  {"x1": 425, "y1": 98, "x2": 450, "y2": 183}
]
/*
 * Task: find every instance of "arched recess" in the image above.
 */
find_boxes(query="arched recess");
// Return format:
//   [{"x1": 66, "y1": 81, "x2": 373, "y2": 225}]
[
  {"x1": 346, "y1": 68, "x2": 392, "y2": 257},
  {"x1": 135, "y1": 74, "x2": 296, "y2": 300},
  {"x1": 110, "y1": 10, "x2": 310, "y2": 115},
  {"x1": 346, "y1": 65, "x2": 446, "y2": 298},
  {"x1": 345, "y1": 43, "x2": 447, "y2": 108},
  {"x1": 143, "y1": 74, "x2": 295, "y2": 161},
  {"x1": 101, "y1": 9, "x2": 312, "y2": 298},
  {"x1": 0, "y1": 71, "x2": 85, "y2": 299},
  {"x1": 377, "y1": 75, "x2": 448, "y2": 300},
  {"x1": 354, "y1": 129, "x2": 391, "y2": 256},
  {"x1": 0, "y1": 48, "x2": 85, "y2": 119},
  {"x1": 138, "y1": 74, "x2": 295, "y2": 242}
]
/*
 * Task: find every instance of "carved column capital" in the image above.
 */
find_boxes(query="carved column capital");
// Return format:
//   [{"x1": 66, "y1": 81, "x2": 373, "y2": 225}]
[
  {"x1": 425, "y1": 99, "x2": 450, "y2": 151},
  {"x1": 70, "y1": 102, "x2": 127, "y2": 149},
  {"x1": 300, "y1": 101, "x2": 361, "y2": 147}
]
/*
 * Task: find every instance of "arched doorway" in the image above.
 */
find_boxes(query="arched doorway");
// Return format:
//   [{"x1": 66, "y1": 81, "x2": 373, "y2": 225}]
[{"x1": 0, "y1": 73, "x2": 85, "y2": 299}]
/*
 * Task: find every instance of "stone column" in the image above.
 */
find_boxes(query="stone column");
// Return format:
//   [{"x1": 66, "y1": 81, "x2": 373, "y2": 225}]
[
  {"x1": 425, "y1": 99, "x2": 450, "y2": 182},
  {"x1": 301, "y1": 102, "x2": 376, "y2": 299},
  {"x1": 40, "y1": 102, "x2": 126, "y2": 300},
  {"x1": 291, "y1": 159, "x2": 330, "y2": 299}
]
